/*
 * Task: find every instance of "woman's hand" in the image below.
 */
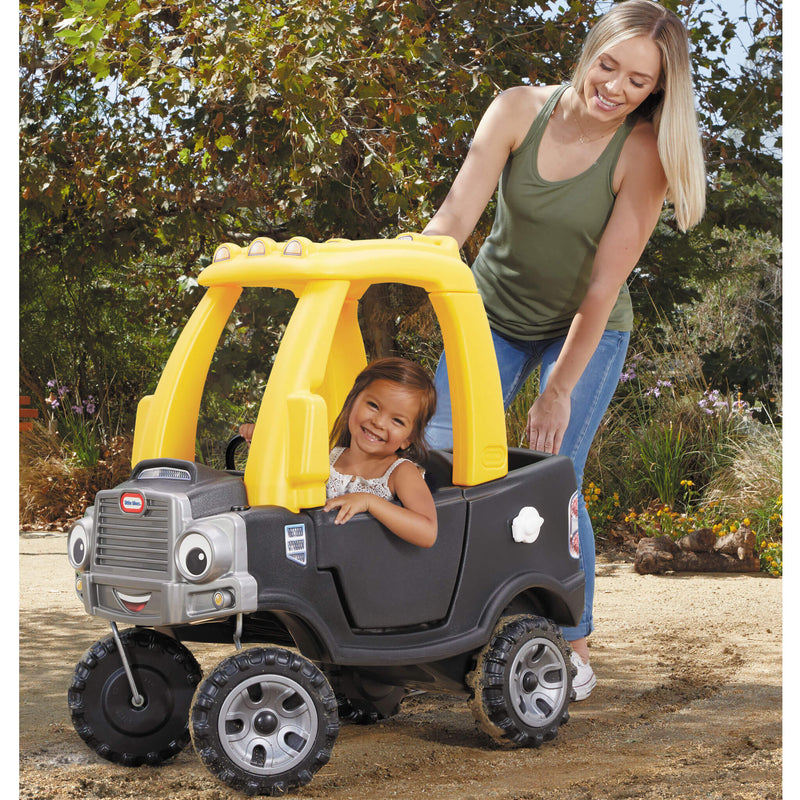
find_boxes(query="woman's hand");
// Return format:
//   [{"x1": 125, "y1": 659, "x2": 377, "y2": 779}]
[
  {"x1": 324, "y1": 493, "x2": 372, "y2": 524},
  {"x1": 239, "y1": 423, "x2": 255, "y2": 444},
  {"x1": 526, "y1": 387, "x2": 571, "y2": 454}
]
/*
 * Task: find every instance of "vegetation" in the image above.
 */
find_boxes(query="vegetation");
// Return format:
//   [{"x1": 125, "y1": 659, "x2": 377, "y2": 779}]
[{"x1": 19, "y1": 1, "x2": 781, "y2": 574}]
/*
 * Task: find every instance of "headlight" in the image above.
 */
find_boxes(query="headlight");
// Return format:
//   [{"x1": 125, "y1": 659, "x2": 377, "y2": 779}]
[
  {"x1": 175, "y1": 523, "x2": 233, "y2": 583},
  {"x1": 67, "y1": 521, "x2": 91, "y2": 570}
]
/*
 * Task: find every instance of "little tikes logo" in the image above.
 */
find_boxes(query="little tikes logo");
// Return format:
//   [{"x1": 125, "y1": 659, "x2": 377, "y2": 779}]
[{"x1": 120, "y1": 492, "x2": 145, "y2": 514}]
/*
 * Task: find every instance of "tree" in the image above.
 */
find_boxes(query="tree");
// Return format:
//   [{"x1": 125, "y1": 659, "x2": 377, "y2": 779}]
[{"x1": 19, "y1": 0, "x2": 782, "y2": 423}]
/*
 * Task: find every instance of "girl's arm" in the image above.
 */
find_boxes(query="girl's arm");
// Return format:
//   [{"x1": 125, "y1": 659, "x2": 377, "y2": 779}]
[
  {"x1": 324, "y1": 462, "x2": 438, "y2": 548},
  {"x1": 526, "y1": 124, "x2": 668, "y2": 454},
  {"x1": 422, "y1": 86, "x2": 548, "y2": 246}
]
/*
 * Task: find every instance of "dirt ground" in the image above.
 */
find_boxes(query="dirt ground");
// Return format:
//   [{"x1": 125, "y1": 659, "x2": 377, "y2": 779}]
[{"x1": 19, "y1": 532, "x2": 783, "y2": 800}]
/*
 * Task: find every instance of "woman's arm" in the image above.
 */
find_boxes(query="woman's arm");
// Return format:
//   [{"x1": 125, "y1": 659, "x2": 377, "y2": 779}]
[
  {"x1": 423, "y1": 86, "x2": 549, "y2": 247},
  {"x1": 527, "y1": 125, "x2": 668, "y2": 454},
  {"x1": 323, "y1": 461, "x2": 438, "y2": 548}
]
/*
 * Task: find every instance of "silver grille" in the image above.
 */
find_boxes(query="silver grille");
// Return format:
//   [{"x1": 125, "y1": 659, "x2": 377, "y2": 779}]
[{"x1": 94, "y1": 495, "x2": 171, "y2": 574}]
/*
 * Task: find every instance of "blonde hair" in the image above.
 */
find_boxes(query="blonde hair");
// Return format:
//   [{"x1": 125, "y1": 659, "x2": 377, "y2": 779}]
[{"x1": 571, "y1": 0, "x2": 706, "y2": 231}]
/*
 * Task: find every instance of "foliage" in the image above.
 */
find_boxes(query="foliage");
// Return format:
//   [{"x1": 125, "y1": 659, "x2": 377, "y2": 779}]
[
  {"x1": 44, "y1": 378, "x2": 103, "y2": 467},
  {"x1": 20, "y1": 0, "x2": 590, "y2": 421},
  {"x1": 20, "y1": 0, "x2": 782, "y2": 407},
  {"x1": 19, "y1": 425, "x2": 133, "y2": 529},
  {"x1": 632, "y1": 0, "x2": 782, "y2": 326},
  {"x1": 625, "y1": 421, "x2": 690, "y2": 509},
  {"x1": 583, "y1": 482, "x2": 621, "y2": 532},
  {"x1": 582, "y1": 336, "x2": 781, "y2": 576}
]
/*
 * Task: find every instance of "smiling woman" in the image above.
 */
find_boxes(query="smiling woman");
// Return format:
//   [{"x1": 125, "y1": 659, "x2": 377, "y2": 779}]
[{"x1": 422, "y1": 0, "x2": 706, "y2": 699}]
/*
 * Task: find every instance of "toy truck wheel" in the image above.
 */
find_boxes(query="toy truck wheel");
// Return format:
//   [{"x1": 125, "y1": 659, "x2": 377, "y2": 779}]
[
  {"x1": 467, "y1": 615, "x2": 574, "y2": 747},
  {"x1": 68, "y1": 628, "x2": 202, "y2": 766},
  {"x1": 190, "y1": 647, "x2": 339, "y2": 796}
]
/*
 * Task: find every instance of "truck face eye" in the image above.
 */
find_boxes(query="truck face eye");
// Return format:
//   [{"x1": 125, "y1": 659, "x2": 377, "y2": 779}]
[
  {"x1": 177, "y1": 533, "x2": 213, "y2": 581},
  {"x1": 68, "y1": 522, "x2": 90, "y2": 570},
  {"x1": 175, "y1": 526, "x2": 233, "y2": 583}
]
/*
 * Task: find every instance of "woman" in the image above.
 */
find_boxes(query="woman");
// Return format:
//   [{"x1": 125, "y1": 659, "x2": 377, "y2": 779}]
[{"x1": 423, "y1": 0, "x2": 706, "y2": 700}]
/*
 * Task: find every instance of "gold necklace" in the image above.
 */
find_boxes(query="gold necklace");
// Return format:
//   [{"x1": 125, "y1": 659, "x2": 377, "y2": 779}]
[{"x1": 568, "y1": 91, "x2": 621, "y2": 145}]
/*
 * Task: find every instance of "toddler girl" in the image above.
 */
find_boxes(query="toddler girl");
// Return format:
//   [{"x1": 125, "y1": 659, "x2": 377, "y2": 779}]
[
  {"x1": 324, "y1": 357, "x2": 438, "y2": 547},
  {"x1": 239, "y1": 357, "x2": 438, "y2": 547}
]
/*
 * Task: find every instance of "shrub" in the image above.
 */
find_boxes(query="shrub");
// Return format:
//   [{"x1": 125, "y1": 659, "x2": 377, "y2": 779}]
[{"x1": 19, "y1": 424, "x2": 133, "y2": 529}]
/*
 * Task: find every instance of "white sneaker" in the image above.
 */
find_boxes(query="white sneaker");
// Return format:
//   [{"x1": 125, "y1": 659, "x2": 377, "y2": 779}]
[{"x1": 570, "y1": 650, "x2": 597, "y2": 701}]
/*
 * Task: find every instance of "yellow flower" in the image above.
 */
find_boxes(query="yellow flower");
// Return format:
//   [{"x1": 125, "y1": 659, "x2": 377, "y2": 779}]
[{"x1": 743, "y1": 518, "x2": 751, "y2": 526}]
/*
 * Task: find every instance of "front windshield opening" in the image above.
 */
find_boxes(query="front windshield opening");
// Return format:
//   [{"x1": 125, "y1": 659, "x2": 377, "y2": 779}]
[
  {"x1": 196, "y1": 287, "x2": 295, "y2": 470},
  {"x1": 195, "y1": 282, "x2": 446, "y2": 473}
]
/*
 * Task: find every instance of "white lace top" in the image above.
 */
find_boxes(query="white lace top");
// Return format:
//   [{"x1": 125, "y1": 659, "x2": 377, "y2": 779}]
[{"x1": 326, "y1": 447, "x2": 410, "y2": 501}]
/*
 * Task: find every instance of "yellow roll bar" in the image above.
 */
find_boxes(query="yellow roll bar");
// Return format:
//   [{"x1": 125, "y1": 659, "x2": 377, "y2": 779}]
[{"x1": 132, "y1": 234, "x2": 507, "y2": 511}]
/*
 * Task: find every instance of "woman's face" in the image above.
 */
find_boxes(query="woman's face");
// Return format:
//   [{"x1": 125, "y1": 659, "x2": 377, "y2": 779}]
[{"x1": 581, "y1": 35, "x2": 662, "y2": 122}]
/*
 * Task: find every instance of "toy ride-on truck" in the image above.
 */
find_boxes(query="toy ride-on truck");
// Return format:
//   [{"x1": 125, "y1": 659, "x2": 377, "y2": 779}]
[{"x1": 66, "y1": 234, "x2": 585, "y2": 796}]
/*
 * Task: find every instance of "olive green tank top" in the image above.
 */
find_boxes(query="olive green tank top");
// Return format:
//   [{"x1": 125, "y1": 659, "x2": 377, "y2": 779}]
[{"x1": 472, "y1": 85, "x2": 635, "y2": 341}]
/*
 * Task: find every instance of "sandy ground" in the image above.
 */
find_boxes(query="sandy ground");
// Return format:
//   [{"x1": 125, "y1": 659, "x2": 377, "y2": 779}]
[{"x1": 19, "y1": 532, "x2": 783, "y2": 800}]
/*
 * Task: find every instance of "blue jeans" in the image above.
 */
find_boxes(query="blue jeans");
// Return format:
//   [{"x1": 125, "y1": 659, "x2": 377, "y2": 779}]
[{"x1": 426, "y1": 328, "x2": 630, "y2": 641}]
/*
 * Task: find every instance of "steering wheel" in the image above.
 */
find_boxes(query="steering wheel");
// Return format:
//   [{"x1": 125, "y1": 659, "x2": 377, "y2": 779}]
[{"x1": 225, "y1": 434, "x2": 248, "y2": 471}]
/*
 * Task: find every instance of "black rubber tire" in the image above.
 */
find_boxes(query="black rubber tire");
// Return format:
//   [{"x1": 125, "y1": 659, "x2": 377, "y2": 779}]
[
  {"x1": 467, "y1": 615, "x2": 575, "y2": 747},
  {"x1": 225, "y1": 434, "x2": 248, "y2": 471},
  {"x1": 68, "y1": 628, "x2": 202, "y2": 767},
  {"x1": 191, "y1": 647, "x2": 339, "y2": 796}
]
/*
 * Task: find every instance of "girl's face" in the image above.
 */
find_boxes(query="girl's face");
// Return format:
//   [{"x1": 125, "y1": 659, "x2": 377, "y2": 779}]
[
  {"x1": 581, "y1": 35, "x2": 662, "y2": 122},
  {"x1": 347, "y1": 379, "x2": 420, "y2": 459}
]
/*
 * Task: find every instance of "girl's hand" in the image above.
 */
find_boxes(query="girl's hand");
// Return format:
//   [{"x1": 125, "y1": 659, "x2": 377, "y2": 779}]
[
  {"x1": 526, "y1": 388, "x2": 571, "y2": 454},
  {"x1": 324, "y1": 493, "x2": 372, "y2": 524},
  {"x1": 239, "y1": 423, "x2": 255, "y2": 444}
]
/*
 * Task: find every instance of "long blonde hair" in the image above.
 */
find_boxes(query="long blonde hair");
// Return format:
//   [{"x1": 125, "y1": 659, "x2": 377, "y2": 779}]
[{"x1": 571, "y1": 0, "x2": 706, "y2": 231}]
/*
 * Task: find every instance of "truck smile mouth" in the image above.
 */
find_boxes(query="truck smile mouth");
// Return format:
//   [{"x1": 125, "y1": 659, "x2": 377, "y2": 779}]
[{"x1": 113, "y1": 589, "x2": 152, "y2": 613}]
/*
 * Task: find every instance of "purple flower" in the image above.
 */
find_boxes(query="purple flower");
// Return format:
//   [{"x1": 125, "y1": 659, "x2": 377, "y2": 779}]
[
  {"x1": 85, "y1": 402, "x2": 96, "y2": 414},
  {"x1": 645, "y1": 379, "x2": 673, "y2": 398}
]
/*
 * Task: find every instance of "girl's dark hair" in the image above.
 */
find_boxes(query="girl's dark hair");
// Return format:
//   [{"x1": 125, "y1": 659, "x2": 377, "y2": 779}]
[{"x1": 329, "y1": 357, "x2": 437, "y2": 463}]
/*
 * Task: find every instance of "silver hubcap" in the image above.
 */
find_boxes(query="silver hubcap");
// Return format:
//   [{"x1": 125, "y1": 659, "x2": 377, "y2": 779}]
[
  {"x1": 508, "y1": 637, "x2": 568, "y2": 727},
  {"x1": 218, "y1": 674, "x2": 318, "y2": 774}
]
